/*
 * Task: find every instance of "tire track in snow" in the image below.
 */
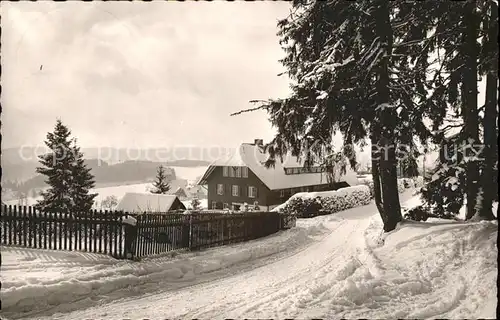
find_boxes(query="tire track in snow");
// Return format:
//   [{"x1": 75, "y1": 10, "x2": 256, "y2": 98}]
[
  {"x1": 180, "y1": 219, "x2": 362, "y2": 319},
  {"x1": 22, "y1": 218, "x2": 342, "y2": 320}
]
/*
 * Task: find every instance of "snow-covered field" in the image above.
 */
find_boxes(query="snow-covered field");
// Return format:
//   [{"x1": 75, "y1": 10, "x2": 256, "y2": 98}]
[
  {"x1": 3, "y1": 183, "x2": 152, "y2": 208},
  {"x1": 3, "y1": 166, "x2": 208, "y2": 208},
  {"x1": 181, "y1": 198, "x2": 209, "y2": 210},
  {"x1": 1, "y1": 190, "x2": 497, "y2": 320},
  {"x1": 169, "y1": 166, "x2": 207, "y2": 183}
]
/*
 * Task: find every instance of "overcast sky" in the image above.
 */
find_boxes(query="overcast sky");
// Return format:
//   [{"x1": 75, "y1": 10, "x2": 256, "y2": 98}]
[{"x1": 1, "y1": 1, "x2": 292, "y2": 149}]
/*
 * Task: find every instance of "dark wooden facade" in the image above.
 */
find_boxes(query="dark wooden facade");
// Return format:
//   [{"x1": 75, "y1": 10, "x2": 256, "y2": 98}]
[
  {"x1": 206, "y1": 166, "x2": 269, "y2": 210},
  {"x1": 205, "y1": 166, "x2": 349, "y2": 210}
]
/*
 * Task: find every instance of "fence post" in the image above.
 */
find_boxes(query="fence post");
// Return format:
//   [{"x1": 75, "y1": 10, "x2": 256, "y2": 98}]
[
  {"x1": 122, "y1": 215, "x2": 138, "y2": 260},
  {"x1": 182, "y1": 214, "x2": 193, "y2": 250}
]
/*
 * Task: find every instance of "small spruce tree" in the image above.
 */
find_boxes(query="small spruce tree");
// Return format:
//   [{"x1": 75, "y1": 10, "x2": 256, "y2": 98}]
[{"x1": 151, "y1": 165, "x2": 171, "y2": 194}]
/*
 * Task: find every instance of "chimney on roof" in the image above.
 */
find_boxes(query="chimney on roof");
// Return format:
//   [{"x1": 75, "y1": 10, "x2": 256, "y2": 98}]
[{"x1": 254, "y1": 139, "x2": 264, "y2": 146}]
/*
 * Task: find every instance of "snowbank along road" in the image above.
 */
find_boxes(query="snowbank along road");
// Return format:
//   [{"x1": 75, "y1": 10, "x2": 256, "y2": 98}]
[{"x1": 3, "y1": 191, "x2": 497, "y2": 319}]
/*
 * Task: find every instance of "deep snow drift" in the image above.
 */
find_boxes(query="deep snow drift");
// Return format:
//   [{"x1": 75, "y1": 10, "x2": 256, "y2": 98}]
[
  {"x1": 1, "y1": 191, "x2": 497, "y2": 320},
  {"x1": 1, "y1": 215, "x2": 331, "y2": 319}
]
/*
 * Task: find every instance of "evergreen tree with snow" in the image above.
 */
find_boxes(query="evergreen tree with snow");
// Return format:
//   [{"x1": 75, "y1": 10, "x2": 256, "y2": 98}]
[
  {"x1": 35, "y1": 120, "x2": 76, "y2": 213},
  {"x1": 476, "y1": 0, "x2": 498, "y2": 219},
  {"x1": 70, "y1": 140, "x2": 98, "y2": 213},
  {"x1": 416, "y1": 0, "x2": 497, "y2": 220},
  {"x1": 151, "y1": 165, "x2": 171, "y2": 194},
  {"x1": 232, "y1": 1, "x2": 442, "y2": 231},
  {"x1": 421, "y1": 133, "x2": 466, "y2": 219},
  {"x1": 399, "y1": 154, "x2": 420, "y2": 178}
]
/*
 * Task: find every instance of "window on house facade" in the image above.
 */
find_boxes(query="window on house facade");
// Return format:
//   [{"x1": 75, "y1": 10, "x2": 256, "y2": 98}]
[
  {"x1": 280, "y1": 189, "x2": 285, "y2": 197},
  {"x1": 223, "y1": 203, "x2": 229, "y2": 209},
  {"x1": 217, "y1": 184, "x2": 224, "y2": 195},
  {"x1": 211, "y1": 201, "x2": 217, "y2": 209},
  {"x1": 229, "y1": 167, "x2": 235, "y2": 177},
  {"x1": 235, "y1": 167, "x2": 241, "y2": 178},
  {"x1": 242, "y1": 167, "x2": 248, "y2": 178},
  {"x1": 248, "y1": 186, "x2": 257, "y2": 198},
  {"x1": 232, "y1": 185, "x2": 239, "y2": 196},
  {"x1": 284, "y1": 166, "x2": 325, "y2": 175},
  {"x1": 223, "y1": 166, "x2": 228, "y2": 177}
]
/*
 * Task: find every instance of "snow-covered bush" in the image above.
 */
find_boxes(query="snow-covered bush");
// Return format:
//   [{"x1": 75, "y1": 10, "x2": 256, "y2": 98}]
[
  {"x1": 190, "y1": 198, "x2": 201, "y2": 210},
  {"x1": 403, "y1": 204, "x2": 459, "y2": 221},
  {"x1": 400, "y1": 178, "x2": 415, "y2": 189},
  {"x1": 397, "y1": 179, "x2": 406, "y2": 193},
  {"x1": 413, "y1": 176, "x2": 424, "y2": 189},
  {"x1": 280, "y1": 185, "x2": 371, "y2": 218},
  {"x1": 403, "y1": 206, "x2": 429, "y2": 221},
  {"x1": 361, "y1": 178, "x2": 408, "y2": 199},
  {"x1": 421, "y1": 165, "x2": 465, "y2": 218},
  {"x1": 323, "y1": 185, "x2": 372, "y2": 211},
  {"x1": 359, "y1": 180, "x2": 375, "y2": 199},
  {"x1": 282, "y1": 197, "x2": 323, "y2": 218}
]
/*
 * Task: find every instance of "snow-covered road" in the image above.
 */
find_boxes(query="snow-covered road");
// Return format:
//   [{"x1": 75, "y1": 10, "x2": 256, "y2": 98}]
[{"x1": 18, "y1": 191, "x2": 496, "y2": 320}]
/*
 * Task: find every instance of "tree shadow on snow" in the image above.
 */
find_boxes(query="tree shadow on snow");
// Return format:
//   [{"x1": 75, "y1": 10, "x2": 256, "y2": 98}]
[{"x1": 1, "y1": 246, "x2": 117, "y2": 265}]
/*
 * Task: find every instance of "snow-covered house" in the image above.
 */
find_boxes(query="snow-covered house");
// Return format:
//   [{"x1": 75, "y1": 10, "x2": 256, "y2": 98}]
[
  {"x1": 163, "y1": 179, "x2": 191, "y2": 200},
  {"x1": 197, "y1": 139, "x2": 359, "y2": 211},
  {"x1": 115, "y1": 192, "x2": 186, "y2": 213},
  {"x1": 171, "y1": 186, "x2": 189, "y2": 200},
  {"x1": 186, "y1": 185, "x2": 208, "y2": 200}
]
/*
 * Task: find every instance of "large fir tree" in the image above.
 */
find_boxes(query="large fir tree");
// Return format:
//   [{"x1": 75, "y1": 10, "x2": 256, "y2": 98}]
[
  {"x1": 151, "y1": 165, "x2": 171, "y2": 194},
  {"x1": 70, "y1": 140, "x2": 98, "y2": 213},
  {"x1": 476, "y1": 0, "x2": 498, "y2": 219},
  {"x1": 232, "y1": 0, "x2": 439, "y2": 232},
  {"x1": 36, "y1": 120, "x2": 76, "y2": 213},
  {"x1": 417, "y1": 0, "x2": 497, "y2": 221}
]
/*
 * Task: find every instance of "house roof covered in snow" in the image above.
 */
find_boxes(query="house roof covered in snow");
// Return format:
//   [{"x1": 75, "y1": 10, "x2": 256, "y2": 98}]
[
  {"x1": 197, "y1": 142, "x2": 359, "y2": 190},
  {"x1": 170, "y1": 186, "x2": 189, "y2": 198},
  {"x1": 115, "y1": 192, "x2": 185, "y2": 213}
]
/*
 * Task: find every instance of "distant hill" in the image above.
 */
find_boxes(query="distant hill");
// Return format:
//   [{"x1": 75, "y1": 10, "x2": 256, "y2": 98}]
[
  {"x1": 9, "y1": 159, "x2": 179, "y2": 191},
  {"x1": 2, "y1": 146, "x2": 231, "y2": 165},
  {"x1": 1, "y1": 146, "x2": 218, "y2": 184}
]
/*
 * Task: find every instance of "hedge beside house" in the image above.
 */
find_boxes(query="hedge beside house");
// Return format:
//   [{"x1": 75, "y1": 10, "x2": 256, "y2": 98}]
[{"x1": 279, "y1": 185, "x2": 372, "y2": 218}]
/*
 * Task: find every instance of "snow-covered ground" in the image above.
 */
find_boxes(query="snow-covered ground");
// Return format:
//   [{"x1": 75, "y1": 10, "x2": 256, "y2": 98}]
[
  {"x1": 1, "y1": 190, "x2": 497, "y2": 320},
  {"x1": 181, "y1": 198, "x2": 209, "y2": 210},
  {"x1": 3, "y1": 183, "x2": 152, "y2": 208},
  {"x1": 3, "y1": 166, "x2": 207, "y2": 208},
  {"x1": 169, "y1": 166, "x2": 207, "y2": 183}
]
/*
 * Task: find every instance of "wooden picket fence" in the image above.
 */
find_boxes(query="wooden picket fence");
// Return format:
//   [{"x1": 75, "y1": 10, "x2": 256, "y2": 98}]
[
  {"x1": 1, "y1": 205, "x2": 127, "y2": 258},
  {"x1": 1, "y1": 205, "x2": 296, "y2": 260}
]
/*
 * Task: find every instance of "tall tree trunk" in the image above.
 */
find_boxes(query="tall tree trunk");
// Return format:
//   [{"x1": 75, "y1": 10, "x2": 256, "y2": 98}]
[
  {"x1": 375, "y1": 0, "x2": 402, "y2": 232},
  {"x1": 371, "y1": 135, "x2": 385, "y2": 220},
  {"x1": 463, "y1": 2, "x2": 481, "y2": 220},
  {"x1": 478, "y1": 1, "x2": 498, "y2": 220}
]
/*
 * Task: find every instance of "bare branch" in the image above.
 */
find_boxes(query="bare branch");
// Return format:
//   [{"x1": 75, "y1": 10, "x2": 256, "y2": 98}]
[{"x1": 230, "y1": 103, "x2": 269, "y2": 117}]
